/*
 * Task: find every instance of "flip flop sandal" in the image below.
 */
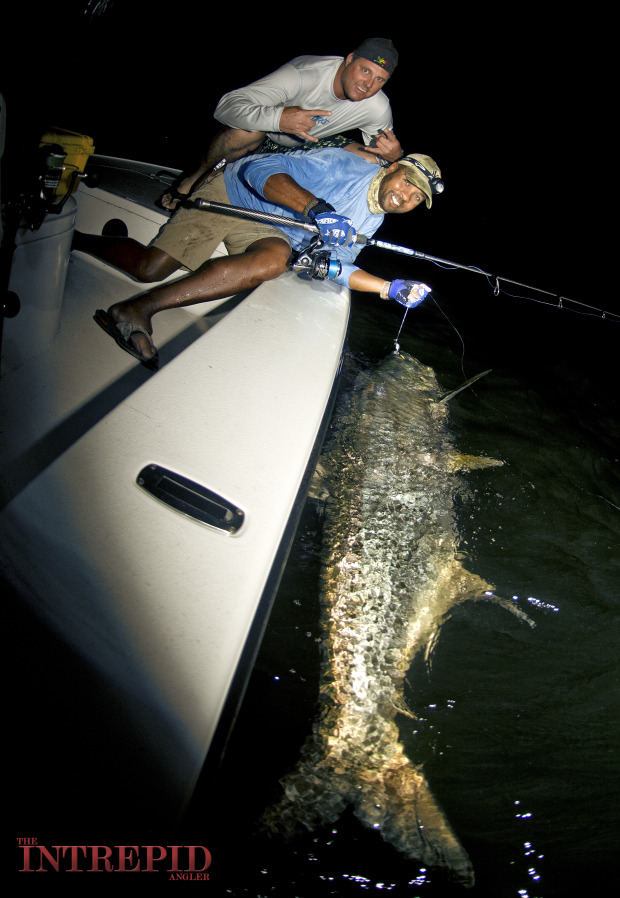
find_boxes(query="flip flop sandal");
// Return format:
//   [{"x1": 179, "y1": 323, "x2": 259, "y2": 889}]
[{"x1": 93, "y1": 308, "x2": 159, "y2": 371}]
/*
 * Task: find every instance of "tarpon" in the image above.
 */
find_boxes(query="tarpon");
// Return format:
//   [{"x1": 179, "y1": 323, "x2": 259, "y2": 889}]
[{"x1": 261, "y1": 351, "x2": 531, "y2": 887}]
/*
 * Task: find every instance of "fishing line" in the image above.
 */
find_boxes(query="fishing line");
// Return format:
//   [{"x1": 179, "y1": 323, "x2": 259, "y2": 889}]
[
  {"x1": 407, "y1": 291, "x2": 512, "y2": 418},
  {"x1": 399, "y1": 292, "x2": 469, "y2": 381},
  {"x1": 462, "y1": 268, "x2": 615, "y2": 320},
  {"x1": 394, "y1": 291, "x2": 496, "y2": 410},
  {"x1": 430, "y1": 294, "x2": 466, "y2": 369},
  {"x1": 392, "y1": 289, "x2": 466, "y2": 374},
  {"x1": 363, "y1": 242, "x2": 619, "y2": 322},
  {"x1": 393, "y1": 307, "x2": 409, "y2": 352},
  {"x1": 564, "y1": 477, "x2": 620, "y2": 513}
]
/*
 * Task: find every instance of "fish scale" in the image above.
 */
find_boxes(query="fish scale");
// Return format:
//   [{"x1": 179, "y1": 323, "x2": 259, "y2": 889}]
[{"x1": 261, "y1": 351, "x2": 510, "y2": 887}]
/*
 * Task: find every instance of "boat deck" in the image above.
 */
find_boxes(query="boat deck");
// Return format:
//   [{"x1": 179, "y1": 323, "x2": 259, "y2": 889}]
[
  {"x1": 1, "y1": 250, "x2": 240, "y2": 502},
  {"x1": 3, "y1": 157, "x2": 350, "y2": 826}
]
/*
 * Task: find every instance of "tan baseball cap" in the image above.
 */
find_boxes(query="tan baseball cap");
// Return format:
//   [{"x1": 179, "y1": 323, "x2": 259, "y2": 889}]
[{"x1": 398, "y1": 154, "x2": 443, "y2": 208}]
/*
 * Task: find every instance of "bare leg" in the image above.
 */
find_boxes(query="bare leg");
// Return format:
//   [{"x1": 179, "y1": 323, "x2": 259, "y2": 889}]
[
  {"x1": 106, "y1": 237, "x2": 291, "y2": 362},
  {"x1": 161, "y1": 127, "x2": 268, "y2": 210},
  {"x1": 73, "y1": 231, "x2": 182, "y2": 282},
  {"x1": 203, "y1": 126, "x2": 267, "y2": 170}
]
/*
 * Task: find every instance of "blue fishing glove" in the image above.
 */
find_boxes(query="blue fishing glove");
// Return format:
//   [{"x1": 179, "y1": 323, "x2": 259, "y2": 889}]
[
  {"x1": 308, "y1": 200, "x2": 357, "y2": 248},
  {"x1": 388, "y1": 279, "x2": 432, "y2": 308}
]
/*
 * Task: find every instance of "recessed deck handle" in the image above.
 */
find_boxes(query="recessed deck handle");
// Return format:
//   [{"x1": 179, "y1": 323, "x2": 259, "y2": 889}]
[{"x1": 137, "y1": 464, "x2": 244, "y2": 534}]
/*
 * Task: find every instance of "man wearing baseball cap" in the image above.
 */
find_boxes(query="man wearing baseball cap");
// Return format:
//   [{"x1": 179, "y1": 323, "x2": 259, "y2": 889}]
[
  {"x1": 92, "y1": 145, "x2": 442, "y2": 369},
  {"x1": 394, "y1": 154, "x2": 445, "y2": 208},
  {"x1": 160, "y1": 39, "x2": 403, "y2": 211}
]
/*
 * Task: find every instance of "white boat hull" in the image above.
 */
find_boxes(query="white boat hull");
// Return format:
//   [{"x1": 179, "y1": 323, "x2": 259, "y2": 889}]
[{"x1": 2, "y1": 154, "x2": 350, "y2": 824}]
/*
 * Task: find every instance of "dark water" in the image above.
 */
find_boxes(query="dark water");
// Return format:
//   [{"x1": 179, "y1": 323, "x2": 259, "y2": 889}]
[{"x1": 183, "y1": 271, "x2": 619, "y2": 897}]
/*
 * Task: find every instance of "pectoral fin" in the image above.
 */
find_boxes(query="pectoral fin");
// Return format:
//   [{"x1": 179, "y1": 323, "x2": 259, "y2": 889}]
[
  {"x1": 448, "y1": 452, "x2": 504, "y2": 472},
  {"x1": 436, "y1": 369, "x2": 492, "y2": 403}
]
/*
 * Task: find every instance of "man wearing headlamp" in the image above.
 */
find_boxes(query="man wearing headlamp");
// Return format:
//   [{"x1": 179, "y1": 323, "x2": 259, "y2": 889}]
[{"x1": 89, "y1": 148, "x2": 443, "y2": 369}]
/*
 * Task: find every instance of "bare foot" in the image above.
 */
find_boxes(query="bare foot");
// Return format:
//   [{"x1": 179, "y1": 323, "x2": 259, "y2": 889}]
[{"x1": 108, "y1": 301, "x2": 157, "y2": 362}]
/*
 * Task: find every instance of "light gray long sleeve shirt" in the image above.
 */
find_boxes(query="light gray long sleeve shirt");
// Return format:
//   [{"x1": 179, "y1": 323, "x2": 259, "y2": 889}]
[{"x1": 214, "y1": 55, "x2": 394, "y2": 149}]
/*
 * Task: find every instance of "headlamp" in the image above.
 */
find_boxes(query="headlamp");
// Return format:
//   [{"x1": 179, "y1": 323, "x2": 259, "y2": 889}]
[{"x1": 403, "y1": 158, "x2": 445, "y2": 195}]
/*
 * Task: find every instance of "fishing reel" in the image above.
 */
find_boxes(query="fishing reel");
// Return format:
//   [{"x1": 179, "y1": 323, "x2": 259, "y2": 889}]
[{"x1": 290, "y1": 236, "x2": 342, "y2": 281}]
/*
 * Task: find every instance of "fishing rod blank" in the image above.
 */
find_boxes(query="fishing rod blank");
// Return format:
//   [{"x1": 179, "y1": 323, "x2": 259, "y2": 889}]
[
  {"x1": 190, "y1": 199, "x2": 477, "y2": 266},
  {"x1": 191, "y1": 198, "x2": 320, "y2": 236}
]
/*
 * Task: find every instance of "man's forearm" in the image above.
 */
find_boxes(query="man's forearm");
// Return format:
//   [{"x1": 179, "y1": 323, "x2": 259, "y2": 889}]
[
  {"x1": 348, "y1": 269, "x2": 390, "y2": 294},
  {"x1": 261, "y1": 173, "x2": 317, "y2": 215}
]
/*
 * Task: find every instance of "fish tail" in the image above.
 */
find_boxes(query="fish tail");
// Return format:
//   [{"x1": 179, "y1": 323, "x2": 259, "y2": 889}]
[
  {"x1": 353, "y1": 756, "x2": 475, "y2": 888},
  {"x1": 260, "y1": 737, "x2": 475, "y2": 887},
  {"x1": 260, "y1": 737, "x2": 349, "y2": 837}
]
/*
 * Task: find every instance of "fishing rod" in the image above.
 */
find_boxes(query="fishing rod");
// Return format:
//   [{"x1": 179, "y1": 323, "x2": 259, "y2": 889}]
[{"x1": 189, "y1": 198, "x2": 619, "y2": 322}]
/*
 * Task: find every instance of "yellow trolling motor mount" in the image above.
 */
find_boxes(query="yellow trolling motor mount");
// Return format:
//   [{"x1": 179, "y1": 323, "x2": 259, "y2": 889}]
[
  {"x1": 38, "y1": 128, "x2": 95, "y2": 209},
  {"x1": 9, "y1": 128, "x2": 96, "y2": 232}
]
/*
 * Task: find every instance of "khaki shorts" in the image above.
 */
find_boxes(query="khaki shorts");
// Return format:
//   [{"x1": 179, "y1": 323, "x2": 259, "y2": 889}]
[{"x1": 151, "y1": 170, "x2": 291, "y2": 271}]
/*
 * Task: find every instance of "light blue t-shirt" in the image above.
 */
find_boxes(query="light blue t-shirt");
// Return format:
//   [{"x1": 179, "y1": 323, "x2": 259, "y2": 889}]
[{"x1": 223, "y1": 147, "x2": 384, "y2": 287}]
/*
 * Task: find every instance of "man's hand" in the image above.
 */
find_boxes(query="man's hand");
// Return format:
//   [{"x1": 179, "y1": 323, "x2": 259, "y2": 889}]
[
  {"x1": 308, "y1": 201, "x2": 357, "y2": 247},
  {"x1": 278, "y1": 106, "x2": 333, "y2": 142},
  {"x1": 365, "y1": 128, "x2": 403, "y2": 162},
  {"x1": 388, "y1": 279, "x2": 432, "y2": 307},
  {"x1": 159, "y1": 178, "x2": 193, "y2": 211}
]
